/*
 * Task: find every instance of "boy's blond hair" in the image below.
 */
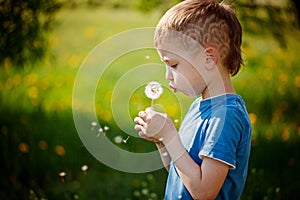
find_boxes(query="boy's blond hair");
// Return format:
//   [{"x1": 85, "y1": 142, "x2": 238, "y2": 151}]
[{"x1": 154, "y1": 0, "x2": 243, "y2": 76}]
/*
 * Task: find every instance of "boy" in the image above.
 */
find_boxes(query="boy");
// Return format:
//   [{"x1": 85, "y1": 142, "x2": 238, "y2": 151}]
[{"x1": 134, "y1": 0, "x2": 252, "y2": 199}]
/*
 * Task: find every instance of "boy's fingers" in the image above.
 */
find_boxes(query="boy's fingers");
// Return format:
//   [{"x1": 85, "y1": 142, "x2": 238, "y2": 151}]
[
  {"x1": 134, "y1": 124, "x2": 140, "y2": 131},
  {"x1": 139, "y1": 131, "x2": 152, "y2": 139},
  {"x1": 145, "y1": 107, "x2": 153, "y2": 113},
  {"x1": 134, "y1": 117, "x2": 147, "y2": 127},
  {"x1": 134, "y1": 116, "x2": 142, "y2": 124},
  {"x1": 139, "y1": 110, "x2": 153, "y2": 123},
  {"x1": 138, "y1": 111, "x2": 147, "y2": 118},
  {"x1": 138, "y1": 111, "x2": 150, "y2": 122},
  {"x1": 139, "y1": 132, "x2": 161, "y2": 144},
  {"x1": 134, "y1": 124, "x2": 146, "y2": 132},
  {"x1": 145, "y1": 107, "x2": 156, "y2": 117},
  {"x1": 145, "y1": 107, "x2": 167, "y2": 120},
  {"x1": 138, "y1": 131, "x2": 151, "y2": 140},
  {"x1": 138, "y1": 111, "x2": 144, "y2": 117},
  {"x1": 138, "y1": 131, "x2": 146, "y2": 138}
]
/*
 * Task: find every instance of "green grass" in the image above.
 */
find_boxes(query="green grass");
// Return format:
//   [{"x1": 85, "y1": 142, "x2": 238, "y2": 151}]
[{"x1": 1, "y1": 6, "x2": 300, "y2": 200}]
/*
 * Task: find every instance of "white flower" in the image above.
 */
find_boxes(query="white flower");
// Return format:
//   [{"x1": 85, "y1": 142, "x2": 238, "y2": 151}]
[
  {"x1": 141, "y1": 188, "x2": 149, "y2": 196},
  {"x1": 103, "y1": 126, "x2": 109, "y2": 131},
  {"x1": 114, "y1": 136, "x2": 123, "y2": 144},
  {"x1": 81, "y1": 165, "x2": 88, "y2": 172},
  {"x1": 145, "y1": 81, "x2": 163, "y2": 100},
  {"x1": 91, "y1": 122, "x2": 97, "y2": 127},
  {"x1": 59, "y1": 171, "x2": 66, "y2": 177}
]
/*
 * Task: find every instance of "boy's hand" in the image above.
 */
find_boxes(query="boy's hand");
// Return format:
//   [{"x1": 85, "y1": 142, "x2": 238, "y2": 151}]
[{"x1": 134, "y1": 108, "x2": 176, "y2": 143}]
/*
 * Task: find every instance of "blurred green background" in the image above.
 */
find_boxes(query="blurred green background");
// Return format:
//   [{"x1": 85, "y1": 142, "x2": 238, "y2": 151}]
[{"x1": 1, "y1": 0, "x2": 300, "y2": 199}]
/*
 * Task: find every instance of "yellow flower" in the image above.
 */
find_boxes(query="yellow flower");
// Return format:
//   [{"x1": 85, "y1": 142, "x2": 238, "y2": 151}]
[
  {"x1": 248, "y1": 113, "x2": 257, "y2": 124},
  {"x1": 19, "y1": 142, "x2": 29, "y2": 153},
  {"x1": 55, "y1": 145, "x2": 66, "y2": 156}
]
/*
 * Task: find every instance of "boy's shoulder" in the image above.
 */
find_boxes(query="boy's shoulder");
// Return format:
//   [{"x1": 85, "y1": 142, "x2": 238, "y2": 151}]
[{"x1": 200, "y1": 94, "x2": 249, "y2": 119}]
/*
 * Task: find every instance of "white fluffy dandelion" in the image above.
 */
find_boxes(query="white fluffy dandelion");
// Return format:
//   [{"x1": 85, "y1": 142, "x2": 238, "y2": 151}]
[
  {"x1": 59, "y1": 171, "x2": 66, "y2": 183},
  {"x1": 97, "y1": 128, "x2": 103, "y2": 137},
  {"x1": 145, "y1": 81, "x2": 163, "y2": 108},
  {"x1": 103, "y1": 126, "x2": 109, "y2": 131},
  {"x1": 114, "y1": 136, "x2": 123, "y2": 144},
  {"x1": 97, "y1": 126, "x2": 109, "y2": 137},
  {"x1": 81, "y1": 165, "x2": 88, "y2": 172},
  {"x1": 81, "y1": 165, "x2": 88, "y2": 175},
  {"x1": 59, "y1": 171, "x2": 66, "y2": 177},
  {"x1": 91, "y1": 121, "x2": 98, "y2": 131}
]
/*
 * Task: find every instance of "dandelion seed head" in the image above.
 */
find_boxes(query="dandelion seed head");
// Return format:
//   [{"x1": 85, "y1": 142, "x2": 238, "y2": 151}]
[
  {"x1": 174, "y1": 119, "x2": 179, "y2": 123},
  {"x1": 81, "y1": 165, "x2": 88, "y2": 172},
  {"x1": 98, "y1": 128, "x2": 103, "y2": 133},
  {"x1": 145, "y1": 55, "x2": 150, "y2": 59},
  {"x1": 91, "y1": 122, "x2": 97, "y2": 126},
  {"x1": 145, "y1": 81, "x2": 163, "y2": 100},
  {"x1": 103, "y1": 126, "x2": 109, "y2": 131},
  {"x1": 59, "y1": 171, "x2": 66, "y2": 177},
  {"x1": 114, "y1": 136, "x2": 123, "y2": 144},
  {"x1": 141, "y1": 188, "x2": 149, "y2": 196}
]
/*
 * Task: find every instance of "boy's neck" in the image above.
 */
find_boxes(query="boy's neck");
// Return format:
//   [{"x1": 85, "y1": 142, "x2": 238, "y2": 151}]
[{"x1": 202, "y1": 71, "x2": 235, "y2": 100}]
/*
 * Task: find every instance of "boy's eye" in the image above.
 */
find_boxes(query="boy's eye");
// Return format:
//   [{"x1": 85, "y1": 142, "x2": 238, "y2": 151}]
[{"x1": 170, "y1": 64, "x2": 177, "y2": 68}]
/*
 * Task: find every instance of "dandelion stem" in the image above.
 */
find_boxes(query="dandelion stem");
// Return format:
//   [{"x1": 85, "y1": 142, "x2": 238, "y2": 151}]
[
  {"x1": 151, "y1": 99, "x2": 154, "y2": 109},
  {"x1": 123, "y1": 136, "x2": 130, "y2": 143}
]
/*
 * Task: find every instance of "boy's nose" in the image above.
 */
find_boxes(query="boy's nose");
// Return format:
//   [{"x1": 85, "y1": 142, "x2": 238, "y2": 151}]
[{"x1": 165, "y1": 66, "x2": 173, "y2": 81}]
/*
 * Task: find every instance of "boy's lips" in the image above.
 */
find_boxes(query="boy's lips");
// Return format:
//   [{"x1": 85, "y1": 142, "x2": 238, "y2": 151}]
[{"x1": 169, "y1": 83, "x2": 177, "y2": 93}]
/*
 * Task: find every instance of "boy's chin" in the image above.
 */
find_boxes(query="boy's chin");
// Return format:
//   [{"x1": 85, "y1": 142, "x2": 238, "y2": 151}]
[{"x1": 182, "y1": 91, "x2": 198, "y2": 98}]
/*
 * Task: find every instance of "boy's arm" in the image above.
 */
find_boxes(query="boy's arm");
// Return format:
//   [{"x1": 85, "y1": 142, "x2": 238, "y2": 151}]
[
  {"x1": 137, "y1": 130, "x2": 171, "y2": 171},
  {"x1": 156, "y1": 142, "x2": 171, "y2": 171},
  {"x1": 164, "y1": 131, "x2": 229, "y2": 200},
  {"x1": 134, "y1": 109, "x2": 229, "y2": 199}
]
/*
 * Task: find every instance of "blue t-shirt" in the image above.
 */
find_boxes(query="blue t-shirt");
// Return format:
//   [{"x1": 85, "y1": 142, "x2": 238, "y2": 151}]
[{"x1": 164, "y1": 94, "x2": 252, "y2": 200}]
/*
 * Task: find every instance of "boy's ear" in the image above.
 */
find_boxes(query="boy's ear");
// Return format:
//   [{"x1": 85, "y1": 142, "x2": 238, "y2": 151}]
[{"x1": 204, "y1": 47, "x2": 218, "y2": 70}]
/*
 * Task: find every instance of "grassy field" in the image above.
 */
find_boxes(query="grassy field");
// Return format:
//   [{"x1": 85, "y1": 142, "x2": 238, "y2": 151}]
[{"x1": 1, "y1": 6, "x2": 300, "y2": 200}]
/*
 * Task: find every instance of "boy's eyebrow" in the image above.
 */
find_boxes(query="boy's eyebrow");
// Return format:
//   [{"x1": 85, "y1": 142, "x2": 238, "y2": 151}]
[{"x1": 161, "y1": 56, "x2": 170, "y2": 63}]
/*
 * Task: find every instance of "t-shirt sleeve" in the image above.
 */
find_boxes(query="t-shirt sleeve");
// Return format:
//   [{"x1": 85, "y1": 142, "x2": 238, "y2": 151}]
[{"x1": 199, "y1": 108, "x2": 244, "y2": 169}]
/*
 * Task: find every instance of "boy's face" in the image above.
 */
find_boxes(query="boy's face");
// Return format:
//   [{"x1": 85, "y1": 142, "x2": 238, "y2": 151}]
[{"x1": 157, "y1": 46, "x2": 208, "y2": 98}]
